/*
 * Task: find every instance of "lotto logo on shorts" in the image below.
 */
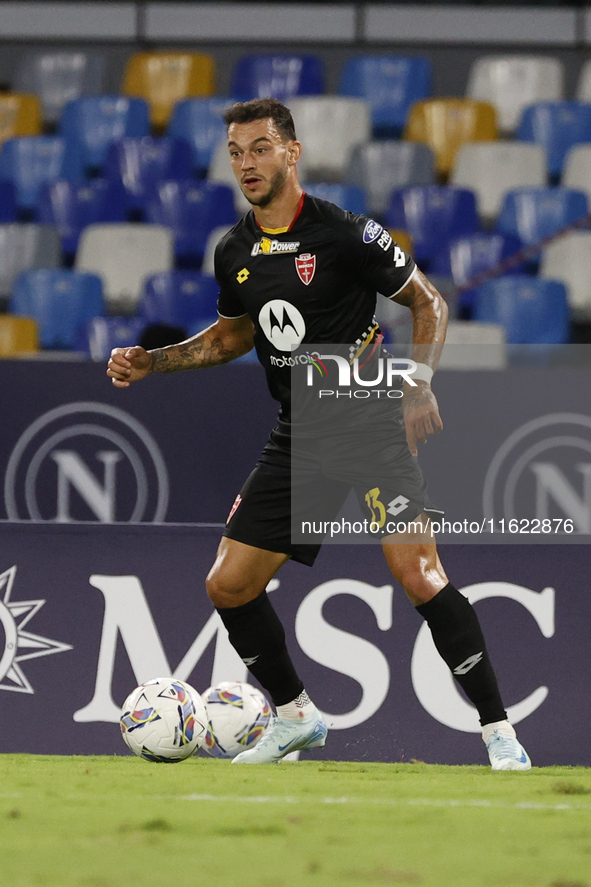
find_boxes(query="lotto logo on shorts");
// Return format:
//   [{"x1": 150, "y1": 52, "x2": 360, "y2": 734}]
[{"x1": 227, "y1": 494, "x2": 242, "y2": 523}]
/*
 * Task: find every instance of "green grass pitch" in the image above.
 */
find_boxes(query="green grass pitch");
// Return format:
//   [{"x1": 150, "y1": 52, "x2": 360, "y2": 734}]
[{"x1": 1, "y1": 756, "x2": 591, "y2": 887}]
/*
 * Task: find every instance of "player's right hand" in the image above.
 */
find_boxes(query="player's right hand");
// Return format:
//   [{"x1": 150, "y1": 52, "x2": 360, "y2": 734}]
[{"x1": 107, "y1": 346, "x2": 152, "y2": 388}]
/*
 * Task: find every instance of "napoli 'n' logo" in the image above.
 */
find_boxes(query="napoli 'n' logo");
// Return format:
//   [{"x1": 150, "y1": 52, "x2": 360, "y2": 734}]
[
  {"x1": 0, "y1": 565, "x2": 72, "y2": 693},
  {"x1": 258, "y1": 300, "x2": 306, "y2": 352},
  {"x1": 363, "y1": 219, "x2": 383, "y2": 244}
]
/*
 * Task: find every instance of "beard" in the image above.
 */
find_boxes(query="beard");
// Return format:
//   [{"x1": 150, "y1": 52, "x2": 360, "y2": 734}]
[{"x1": 243, "y1": 166, "x2": 288, "y2": 207}]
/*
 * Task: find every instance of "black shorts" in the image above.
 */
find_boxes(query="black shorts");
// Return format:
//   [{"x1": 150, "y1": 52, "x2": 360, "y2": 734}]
[{"x1": 223, "y1": 419, "x2": 442, "y2": 567}]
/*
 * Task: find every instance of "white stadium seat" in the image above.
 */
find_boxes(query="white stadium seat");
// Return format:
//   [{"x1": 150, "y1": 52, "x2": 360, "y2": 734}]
[
  {"x1": 467, "y1": 56, "x2": 563, "y2": 133},
  {"x1": 201, "y1": 224, "x2": 234, "y2": 277},
  {"x1": 452, "y1": 141, "x2": 547, "y2": 219},
  {"x1": 0, "y1": 223, "x2": 61, "y2": 297},
  {"x1": 289, "y1": 97, "x2": 371, "y2": 182},
  {"x1": 76, "y1": 223, "x2": 173, "y2": 313},
  {"x1": 540, "y1": 231, "x2": 591, "y2": 315},
  {"x1": 438, "y1": 321, "x2": 507, "y2": 370},
  {"x1": 562, "y1": 144, "x2": 591, "y2": 204},
  {"x1": 346, "y1": 141, "x2": 435, "y2": 216},
  {"x1": 576, "y1": 60, "x2": 591, "y2": 103}
]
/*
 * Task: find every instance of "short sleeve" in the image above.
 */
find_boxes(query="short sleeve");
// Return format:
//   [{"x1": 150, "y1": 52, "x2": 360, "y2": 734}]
[
  {"x1": 343, "y1": 215, "x2": 416, "y2": 298},
  {"x1": 214, "y1": 236, "x2": 248, "y2": 319}
]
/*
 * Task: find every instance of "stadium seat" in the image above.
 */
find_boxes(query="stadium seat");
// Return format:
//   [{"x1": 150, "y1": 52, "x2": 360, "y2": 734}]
[
  {"x1": 289, "y1": 97, "x2": 371, "y2": 182},
  {"x1": 139, "y1": 271, "x2": 220, "y2": 328},
  {"x1": 59, "y1": 96, "x2": 150, "y2": 174},
  {"x1": 15, "y1": 51, "x2": 106, "y2": 125},
  {"x1": 82, "y1": 315, "x2": 146, "y2": 361},
  {"x1": 75, "y1": 223, "x2": 174, "y2": 313},
  {"x1": 431, "y1": 233, "x2": 524, "y2": 313},
  {"x1": 122, "y1": 52, "x2": 216, "y2": 128},
  {"x1": 103, "y1": 136, "x2": 194, "y2": 217},
  {"x1": 0, "y1": 136, "x2": 84, "y2": 215},
  {"x1": 451, "y1": 141, "x2": 547, "y2": 219},
  {"x1": 207, "y1": 140, "x2": 251, "y2": 214},
  {"x1": 496, "y1": 188, "x2": 588, "y2": 253},
  {"x1": 0, "y1": 314, "x2": 39, "y2": 356},
  {"x1": 385, "y1": 186, "x2": 479, "y2": 266},
  {"x1": 562, "y1": 144, "x2": 591, "y2": 205},
  {"x1": 576, "y1": 59, "x2": 591, "y2": 104},
  {"x1": 145, "y1": 180, "x2": 236, "y2": 266},
  {"x1": 338, "y1": 55, "x2": 432, "y2": 138},
  {"x1": 231, "y1": 54, "x2": 324, "y2": 103},
  {"x1": 168, "y1": 97, "x2": 234, "y2": 177},
  {"x1": 516, "y1": 101, "x2": 591, "y2": 180},
  {"x1": 10, "y1": 269, "x2": 104, "y2": 349},
  {"x1": 201, "y1": 225, "x2": 234, "y2": 276},
  {"x1": 37, "y1": 178, "x2": 126, "y2": 257},
  {"x1": 345, "y1": 141, "x2": 435, "y2": 216},
  {"x1": 0, "y1": 93, "x2": 42, "y2": 147},
  {"x1": 540, "y1": 232, "x2": 591, "y2": 315},
  {"x1": 404, "y1": 98, "x2": 498, "y2": 178},
  {"x1": 0, "y1": 223, "x2": 61, "y2": 297},
  {"x1": 0, "y1": 180, "x2": 17, "y2": 223},
  {"x1": 302, "y1": 183, "x2": 367, "y2": 215},
  {"x1": 467, "y1": 56, "x2": 563, "y2": 133},
  {"x1": 473, "y1": 276, "x2": 569, "y2": 345}
]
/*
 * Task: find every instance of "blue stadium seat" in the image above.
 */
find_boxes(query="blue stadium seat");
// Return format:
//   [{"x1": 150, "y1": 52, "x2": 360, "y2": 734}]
[
  {"x1": 473, "y1": 276, "x2": 569, "y2": 345},
  {"x1": 303, "y1": 183, "x2": 367, "y2": 215},
  {"x1": 431, "y1": 233, "x2": 524, "y2": 313},
  {"x1": 496, "y1": 187, "x2": 588, "y2": 252},
  {"x1": 10, "y1": 269, "x2": 104, "y2": 349},
  {"x1": 231, "y1": 55, "x2": 324, "y2": 102},
  {"x1": 59, "y1": 96, "x2": 150, "y2": 174},
  {"x1": 138, "y1": 271, "x2": 220, "y2": 328},
  {"x1": 0, "y1": 180, "x2": 17, "y2": 222},
  {"x1": 386, "y1": 186, "x2": 479, "y2": 266},
  {"x1": 104, "y1": 136, "x2": 194, "y2": 217},
  {"x1": 516, "y1": 101, "x2": 591, "y2": 179},
  {"x1": 38, "y1": 178, "x2": 126, "y2": 256},
  {"x1": 338, "y1": 55, "x2": 432, "y2": 137},
  {"x1": 145, "y1": 180, "x2": 236, "y2": 266},
  {"x1": 168, "y1": 97, "x2": 235, "y2": 177},
  {"x1": 81, "y1": 315, "x2": 147, "y2": 360},
  {"x1": 0, "y1": 137, "x2": 84, "y2": 215}
]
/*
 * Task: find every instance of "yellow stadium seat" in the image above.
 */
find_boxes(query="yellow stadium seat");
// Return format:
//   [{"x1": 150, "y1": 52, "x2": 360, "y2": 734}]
[
  {"x1": 0, "y1": 315, "x2": 39, "y2": 356},
  {"x1": 404, "y1": 98, "x2": 497, "y2": 178},
  {"x1": 122, "y1": 52, "x2": 216, "y2": 128},
  {"x1": 388, "y1": 229, "x2": 413, "y2": 256},
  {"x1": 0, "y1": 93, "x2": 42, "y2": 146}
]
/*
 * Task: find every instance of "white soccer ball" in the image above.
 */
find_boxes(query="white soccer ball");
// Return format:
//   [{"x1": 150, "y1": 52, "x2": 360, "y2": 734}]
[
  {"x1": 120, "y1": 677, "x2": 208, "y2": 763},
  {"x1": 202, "y1": 681, "x2": 272, "y2": 759}
]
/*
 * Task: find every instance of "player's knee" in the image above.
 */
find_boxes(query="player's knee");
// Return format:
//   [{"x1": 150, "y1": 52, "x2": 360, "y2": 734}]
[{"x1": 206, "y1": 563, "x2": 252, "y2": 607}]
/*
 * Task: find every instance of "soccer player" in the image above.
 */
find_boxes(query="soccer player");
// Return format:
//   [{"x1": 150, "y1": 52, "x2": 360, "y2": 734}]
[{"x1": 107, "y1": 98, "x2": 531, "y2": 771}]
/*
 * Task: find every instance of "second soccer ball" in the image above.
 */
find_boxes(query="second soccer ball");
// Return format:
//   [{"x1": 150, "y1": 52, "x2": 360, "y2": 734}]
[{"x1": 202, "y1": 680, "x2": 272, "y2": 758}]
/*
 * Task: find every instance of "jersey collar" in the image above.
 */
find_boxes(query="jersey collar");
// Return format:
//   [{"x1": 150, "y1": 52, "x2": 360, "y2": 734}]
[{"x1": 257, "y1": 192, "x2": 306, "y2": 235}]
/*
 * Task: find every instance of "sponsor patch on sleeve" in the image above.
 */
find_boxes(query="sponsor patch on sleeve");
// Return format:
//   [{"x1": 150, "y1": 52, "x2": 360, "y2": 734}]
[{"x1": 363, "y1": 219, "x2": 383, "y2": 244}]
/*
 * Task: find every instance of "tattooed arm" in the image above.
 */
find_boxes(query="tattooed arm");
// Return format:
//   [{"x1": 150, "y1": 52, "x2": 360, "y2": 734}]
[
  {"x1": 391, "y1": 269, "x2": 448, "y2": 456},
  {"x1": 107, "y1": 315, "x2": 255, "y2": 389}
]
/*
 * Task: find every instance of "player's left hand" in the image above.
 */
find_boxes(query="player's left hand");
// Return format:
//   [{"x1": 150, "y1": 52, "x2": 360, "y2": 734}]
[{"x1": 403, "y1": 382, "x2": 443, "y2": 457}]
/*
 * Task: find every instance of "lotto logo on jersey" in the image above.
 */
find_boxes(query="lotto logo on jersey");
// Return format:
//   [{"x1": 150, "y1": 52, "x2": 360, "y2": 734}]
[
  {"x1": 363, "y1": 219, "x2": 383, "y2": 244},
  {"x1": 251, "y1": 238, "x2": 301, "y2": 257},
  {"x1": 295, "y1": 253, "x2": 316, "y2": 286}
]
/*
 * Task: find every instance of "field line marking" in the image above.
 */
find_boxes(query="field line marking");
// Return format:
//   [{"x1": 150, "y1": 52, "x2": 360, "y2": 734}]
[{"x1": 179, "y1": 794, "x2": 590, "y2": 811}]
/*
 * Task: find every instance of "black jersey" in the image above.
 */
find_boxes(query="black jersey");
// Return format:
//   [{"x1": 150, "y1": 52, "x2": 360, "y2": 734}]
[{"x1": 215, "y1": 194, "x2": 416, "y2": 416}]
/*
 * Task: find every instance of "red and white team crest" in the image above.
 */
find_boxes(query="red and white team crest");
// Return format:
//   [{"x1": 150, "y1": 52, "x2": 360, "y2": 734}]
[
  {"x1": 226, "y1": 494, "x2": 242, "y2": 524},
  {"x1": 295, "y1": 253, "x2": 316, "y2": 286}
]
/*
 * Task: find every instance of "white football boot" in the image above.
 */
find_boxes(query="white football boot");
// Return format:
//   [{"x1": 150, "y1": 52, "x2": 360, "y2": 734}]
[
  {"x1": 232, "y1": 708, "x2": 328, "y2": 764},
  {"x1": 483, "y1": 722, "x2": 532, "y2": 771}
]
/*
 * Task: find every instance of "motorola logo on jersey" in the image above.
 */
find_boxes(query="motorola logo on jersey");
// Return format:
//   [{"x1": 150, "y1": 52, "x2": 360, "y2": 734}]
[
  {"x1": 258, "y1": 300, "x2": 306, "y2": 352},
  {"x1": 4, "y1": 402, "x2": 170, "y2": 523},
  {"x1": 483, "y1": 413, "x2": 591, "y2": 533}
]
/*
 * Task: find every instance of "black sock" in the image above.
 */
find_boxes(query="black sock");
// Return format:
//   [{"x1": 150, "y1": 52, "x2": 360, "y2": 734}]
[
  {"x1": 416, "y1": 582, "x2": 507, "y2": 726},
  {"x1": 216, "y1": 592, "x2": 304, "y2": 706}
]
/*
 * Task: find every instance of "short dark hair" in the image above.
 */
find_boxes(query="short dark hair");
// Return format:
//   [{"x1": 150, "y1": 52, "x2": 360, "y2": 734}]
[{"x1": 223, "y1": 98, "x2": 297, "y2": 142}]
